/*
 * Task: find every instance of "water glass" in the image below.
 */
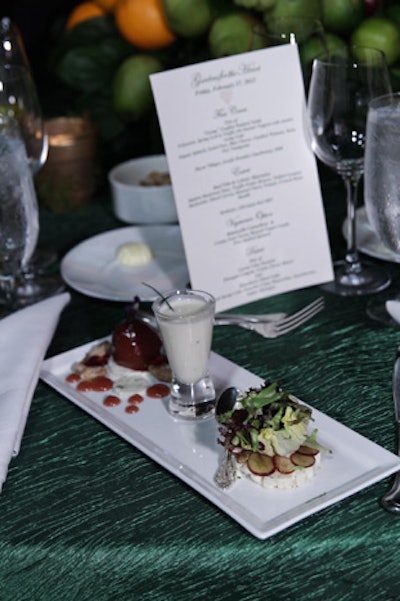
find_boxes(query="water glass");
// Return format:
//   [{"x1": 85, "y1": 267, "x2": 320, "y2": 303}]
[
  {"x1": 364, "y1": 92, "x2": 400, "y2": 323},
  {"x1": 152, "y1": 289, "x2": 216, "y2": 421},
  {"x1": 0, "y1": 115, "x2": 38, "y2": 308}
]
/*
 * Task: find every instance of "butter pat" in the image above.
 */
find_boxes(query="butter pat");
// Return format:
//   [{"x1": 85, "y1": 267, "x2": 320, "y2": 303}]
[{"x1": 116, "y1": 242, "x2": 153, "y2": 266}]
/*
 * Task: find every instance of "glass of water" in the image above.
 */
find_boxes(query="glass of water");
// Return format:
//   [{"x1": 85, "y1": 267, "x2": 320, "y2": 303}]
[
  {"x1": 0, "y1": 114, "x2": 38, "y2": 311},
  {"x1": 364, "y1": 92, "x2": 400, "y2": 323}
]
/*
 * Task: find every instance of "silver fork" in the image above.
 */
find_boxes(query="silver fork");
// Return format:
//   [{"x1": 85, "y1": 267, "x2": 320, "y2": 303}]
[
  {"x1": 136, "y1": 297, "x2": 324, "y2": 338},
  {"x1": 228, "y1": 297, "x2": 324, "y2": 338}
]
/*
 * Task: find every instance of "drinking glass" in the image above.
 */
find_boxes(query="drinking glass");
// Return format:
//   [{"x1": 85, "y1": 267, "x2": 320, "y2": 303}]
[
  {"x1": 364, "y1": 92, "x2": 400, "y2": 324},
  {"x1": 0, "y1": 115, "x2": 38, "y2": 311},
  {"x1": 0, "y1": 63, "x2": 63, "y2": 305},
  {"x1": 307, "y1": 46, "x2": 392, "y2": 296},
  {"x1": 0, "y1": 17, "x2": 58, "y2": 278},
  {"x1": 152, "y1": 289, "x2": 216, "y2": 421}
]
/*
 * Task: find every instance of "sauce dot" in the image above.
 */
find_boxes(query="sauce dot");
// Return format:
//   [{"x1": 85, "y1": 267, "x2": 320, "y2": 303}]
[
  {"x1": 125, "y1": 404, "x2": 139, "y2": 414},
  {"x1": 66, "y1": 373, "x2": 80, "y2": 383},
  {"x1": 103, "y1": 395, "x2": 121, "y2": 407},
  {"x1": 147, "y1": 383, "x2": 170, "y2": 398},
  {"x1": 127, "y1": 394, "x2": 144, "y2": 404},
  {"x1": 77, "y1": 376, "x2": 113, "y2": 392}
]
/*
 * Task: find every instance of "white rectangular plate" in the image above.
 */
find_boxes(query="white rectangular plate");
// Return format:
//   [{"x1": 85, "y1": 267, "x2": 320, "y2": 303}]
[{"x1": 40, "y1": 341, "x2": 400, "y2": 539}]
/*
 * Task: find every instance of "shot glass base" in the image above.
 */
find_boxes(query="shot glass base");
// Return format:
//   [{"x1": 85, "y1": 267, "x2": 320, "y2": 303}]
[{"x1": 169, "y1": 376, "x2": 216, "y2": 421}]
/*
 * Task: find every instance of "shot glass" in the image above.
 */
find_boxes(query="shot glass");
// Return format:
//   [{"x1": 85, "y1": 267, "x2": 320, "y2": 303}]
[{"x1": 152, "y1": 289, "x2": 216, "y2": 420}]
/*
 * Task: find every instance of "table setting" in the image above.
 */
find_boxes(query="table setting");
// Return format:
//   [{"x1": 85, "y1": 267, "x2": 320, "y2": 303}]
[{"x1": 4, "y1": 5, "x2": 400, "y2": 599}]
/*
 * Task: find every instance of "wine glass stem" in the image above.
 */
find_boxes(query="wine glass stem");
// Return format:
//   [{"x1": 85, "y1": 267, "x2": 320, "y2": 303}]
[{"x1": 343, "y1": 174, "x2": 362, "y2": 274}]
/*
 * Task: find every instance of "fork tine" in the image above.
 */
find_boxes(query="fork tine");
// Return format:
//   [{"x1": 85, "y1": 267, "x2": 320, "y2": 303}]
[
  {"x1": 275, "y1": 297, "x2": 324, "y2": 329},
  {"x1": 274, "y1": 297, "x2": 324, "y2": 336}
]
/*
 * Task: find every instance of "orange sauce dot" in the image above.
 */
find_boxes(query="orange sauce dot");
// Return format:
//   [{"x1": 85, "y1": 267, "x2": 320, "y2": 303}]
[
  {"x1": 147, "y1": 383, "x2": 170, "y2": 398},
  {"x1": 77, "y1": 376, "x2": 113, "y2": 392},
  {"x1": 66, "y1": 373, "x2": 80, "y2": 383},
  {"x1": 103, "y1": 395, "x2": 121, "y2": 407},
  {"x1": 127, "y1": 394, "x2": 144, "y2": 404}
]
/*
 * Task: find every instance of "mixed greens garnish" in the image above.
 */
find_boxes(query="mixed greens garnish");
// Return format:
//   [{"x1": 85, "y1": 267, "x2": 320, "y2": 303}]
[{"x1": 218, "y1": 381, "x2": 317, "y2": 458}]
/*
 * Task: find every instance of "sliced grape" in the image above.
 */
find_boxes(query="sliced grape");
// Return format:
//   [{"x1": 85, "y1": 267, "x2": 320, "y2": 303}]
[
  {"x1": 297, "y1": 445, "x2": 319, "y2": 456},
  {"x1": 291, "y1": 451, "x2": 316, "y2": 468},
  {"x1": 247, "y1": 452, "x2": 275, "y2": 476},
  {"x1": 273, "y1": 455, "x2": 295, "y2": 474},
  {"x1": 235, "y1": 450, "x2": 250, "y2": 465}
]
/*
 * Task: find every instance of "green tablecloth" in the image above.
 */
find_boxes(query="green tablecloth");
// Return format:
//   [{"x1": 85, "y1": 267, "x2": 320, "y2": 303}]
[{"x1": 2, "y1": 173, "x2": 400, "y2": 601}]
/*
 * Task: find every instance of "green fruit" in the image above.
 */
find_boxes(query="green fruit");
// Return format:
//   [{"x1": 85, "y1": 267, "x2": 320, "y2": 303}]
[
  {"x1": 208, "y1": 13, "x2": 267, "y2": 58},
  {"x1": 113, "y1": 55, "x2": 162, "y2": 120},
  {"x1": 351, "y1": 17, "x2": 400, "y2": 67},
  {"x1": 233, "y1": 0, "x2": 277, "y2": 10},
  {"x1": 268, "y1": 0, "x2": 321, "y2": 21},
  {"x1": 163, "y1": 0, "x2": 213, "y2": 38},
  {"x1": 321, "y1": 0, "x2": 364, "y2": 35},
  {"x1": 299, "y1": 32, "x2": 347, "y2": 66}
]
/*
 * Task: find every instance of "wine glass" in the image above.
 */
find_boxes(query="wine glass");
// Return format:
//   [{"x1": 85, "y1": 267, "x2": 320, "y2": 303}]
[
  {"x1": 307, "y1": 46, "x2": 392, "y2": 296},
  {"x1": 364, "y1": 92, "x2": 400, "y2": 324},
  {"x1": 0, "y1": 63, "x2": 64, "y2": 305},
  {"x1": 0, "y1": 114, "x2": 38, "y2": 312}
]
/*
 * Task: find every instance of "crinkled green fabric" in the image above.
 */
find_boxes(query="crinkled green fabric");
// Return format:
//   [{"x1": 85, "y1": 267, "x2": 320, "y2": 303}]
[{"x1": 2, "y1": 176, "x2": 400, "y2": 601}]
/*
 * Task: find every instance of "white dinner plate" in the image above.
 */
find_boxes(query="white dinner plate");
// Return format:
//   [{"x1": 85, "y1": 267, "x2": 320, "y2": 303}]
[
  {"x1": 343, "y1": 207, "x2": 400, "y2": 263},
  {"x1": 61, "y1": 225, "x2": 190, "y2": 301},
  {"x1": 40, "y1": 341, "x2": 400, "y2": 540}
]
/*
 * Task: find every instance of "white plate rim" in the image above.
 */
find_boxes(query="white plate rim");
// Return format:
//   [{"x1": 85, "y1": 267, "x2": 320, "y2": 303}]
[
  {"x1": 60, "y1": 225, "x2": 190, "y2": 301},
  {"x1": 40, "y1": 340, "x2": 400, "y2": 539}
]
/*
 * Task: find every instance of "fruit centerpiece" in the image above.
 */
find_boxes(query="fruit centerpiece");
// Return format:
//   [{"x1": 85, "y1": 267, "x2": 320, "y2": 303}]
[{"x1": 49, "y1": 0, "x2": 400, "y2": 167}]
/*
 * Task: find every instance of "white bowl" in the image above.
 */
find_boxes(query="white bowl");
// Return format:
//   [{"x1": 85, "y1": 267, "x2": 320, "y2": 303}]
[{"x1": 109, "y1": 154, "x2": 178, "y2": 224}]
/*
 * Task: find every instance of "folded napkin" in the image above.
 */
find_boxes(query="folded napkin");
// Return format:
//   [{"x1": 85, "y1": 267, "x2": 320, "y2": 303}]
[
  {"x1": 0, "y1": 292, "x2": 70, "y2": 492},
  {"x1": 386, "y1": 300, "x2": 400, "y2": 325}
]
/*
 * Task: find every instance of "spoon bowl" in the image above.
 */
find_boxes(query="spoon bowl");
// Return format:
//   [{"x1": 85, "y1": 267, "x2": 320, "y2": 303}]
[{"x1": 215, "y1": 386, "x2": 238, "y2": 419}]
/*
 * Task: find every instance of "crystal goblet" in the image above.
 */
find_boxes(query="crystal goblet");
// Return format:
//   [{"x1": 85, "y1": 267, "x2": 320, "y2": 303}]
[{"x1": 307, "y1": 46, "x2": 392, "y2": 296}]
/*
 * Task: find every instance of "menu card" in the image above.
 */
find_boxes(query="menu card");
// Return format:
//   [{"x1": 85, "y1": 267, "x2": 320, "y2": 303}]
[{"x1": 150, "y1": 44, "x2": 333, "y2": 311}]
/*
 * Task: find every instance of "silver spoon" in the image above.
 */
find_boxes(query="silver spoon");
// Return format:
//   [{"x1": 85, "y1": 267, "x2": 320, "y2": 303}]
[
  {"x1": 381, "y1": 347, "x2": 400, "y2": 514},
  {"x1": 214, "y1": 387, "x2": 239, "y2": 490}
]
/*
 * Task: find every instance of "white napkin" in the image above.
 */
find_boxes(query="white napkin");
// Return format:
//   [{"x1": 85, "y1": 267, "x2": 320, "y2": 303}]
[
  {"x1": 386, "y1": 300, "x2": 400, "y2": 325},
  {"x1": 0, "y1": 292, "x2": 70, "y2": 491}
]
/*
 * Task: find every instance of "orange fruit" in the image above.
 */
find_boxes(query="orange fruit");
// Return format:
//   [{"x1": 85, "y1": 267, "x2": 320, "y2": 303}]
[
  {"x1": 66, "y1": 1, "x2": 106, "y2": 30},
  {"x1": 93, "y1": 0, "x2": 119, "y2": 11},
  {"x1": 351, "y1": 17, "x2": 400, "y2": 67},
  {"x1": 321, "y1": 0, "x2": 364, "y2": 35},
  {"x1": 114, "y1": 0, "x2": 176, "y2": 50}
]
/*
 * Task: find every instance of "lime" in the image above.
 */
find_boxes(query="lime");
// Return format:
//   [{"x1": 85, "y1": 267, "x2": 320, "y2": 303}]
[
  {"x1": 267, "y1": 0, "x2": 321, "y2": 21},
  {"x1": 233, "y1": 0, "x2": 277, "y2": 9},
  {"x1": 321, "y1": 0, "x2": 364, "y2": 35},
  {"x1": 351, "y1": 17, "x2": 400, "y2": 67},
  {"x1": 299, "y1": 32, "x2": 348, "y2": 65},
  {"x1": 163, "y1": 0, "x2": 213, "y2": 38},
  {"x1": 113, "y1": 55, "x2": 163, "y2": 120},
  {"x1": 208, "y1": 13, "x2": 267, "y2": 58}
]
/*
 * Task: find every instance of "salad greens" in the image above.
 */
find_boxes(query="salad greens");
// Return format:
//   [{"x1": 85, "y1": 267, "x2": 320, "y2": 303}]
[{"x1": 218, "y1": 381, "x2": 315, "y2": 457}]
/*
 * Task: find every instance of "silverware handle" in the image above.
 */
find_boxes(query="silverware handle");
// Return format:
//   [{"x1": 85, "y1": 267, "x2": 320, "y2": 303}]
[
  {"x1": 136, "y1": 310, "x2": 286, "y2": 328},
  {"x1": 215, "y1": 312, "x2": 286, "y2": 324}
]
